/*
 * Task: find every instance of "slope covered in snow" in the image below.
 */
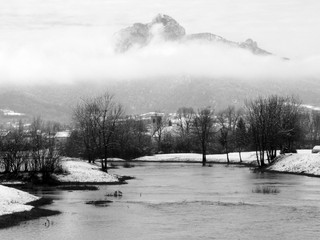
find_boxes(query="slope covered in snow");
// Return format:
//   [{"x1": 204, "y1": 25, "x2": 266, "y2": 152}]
[
  {"x1": 267, "y1": 152, "x2": 320, "y2": 175},
  {"x1": 0, "y1": 185, "x2": 39, "y2": 216},
  {"x1": 53, "y1": 158, "x2": 120, "y2": 183}
]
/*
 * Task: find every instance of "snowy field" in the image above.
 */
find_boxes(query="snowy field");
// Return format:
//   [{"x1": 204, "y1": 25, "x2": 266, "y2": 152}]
[
  {"x1": 134, "y1": 152, "x2": 258, "y2": 164},
  {"x1": 0, "y1": 185, "x2": 39, "y2": 216},
  {"x1": 53, "y1": 158, "x2": 120, "y2": 183},
  {"x1": 134, "y1": 150, "x2": 320, "y2": 176}
]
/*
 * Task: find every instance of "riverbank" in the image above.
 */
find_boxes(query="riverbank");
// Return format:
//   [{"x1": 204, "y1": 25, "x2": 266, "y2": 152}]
[
  {"x1": 0, "y1": 184, "x2": 39, "y2": 216},
  {"x1": 52, "y1": 158, "x2": 123, "y2": 184},
  {"x1": 266, "y1": 151, "x2": 320, "y2": 177},
  {"x1": 0, "y1": 158, "x2": 129, "y2": 229},
  {"x1": 0, "y1": 185, "x2": 60, "y2": 229}
]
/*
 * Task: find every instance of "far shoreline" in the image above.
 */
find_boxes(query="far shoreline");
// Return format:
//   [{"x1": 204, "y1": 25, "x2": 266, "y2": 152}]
[{"x1": 130, "y1": 159, "x2": 320, "y2": 178}]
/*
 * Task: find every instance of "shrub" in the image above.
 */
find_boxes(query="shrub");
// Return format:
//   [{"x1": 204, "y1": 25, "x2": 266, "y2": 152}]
[
  {"x1": 252, "y1": 185, "x2": 280, "y2": 194},
  {"x1": 123, "y1": 161, "x2": 134, "y2": 168}
]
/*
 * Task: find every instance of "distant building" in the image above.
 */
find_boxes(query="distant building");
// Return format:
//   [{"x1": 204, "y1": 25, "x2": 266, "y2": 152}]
[
  {"x1": 139, "y1": 112, "x2": 165, "y2": 134},
  {"x1": 54, "y1": 131, "x2": 71, "y2": 145}
]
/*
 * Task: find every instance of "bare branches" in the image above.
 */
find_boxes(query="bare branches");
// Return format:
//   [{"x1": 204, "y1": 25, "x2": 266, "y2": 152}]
[
  {"x1": 246, "y1": 95, "x2": 302, "y2": 166},
  {"x1": 72, "y1": 92, "x2": 124, "y2": 172},
  {"x1": 193, "y1": 107, "x2": 216, "y2": 166}
]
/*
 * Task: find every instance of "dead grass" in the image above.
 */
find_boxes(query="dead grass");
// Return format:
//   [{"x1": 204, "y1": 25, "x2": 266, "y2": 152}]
[{"x1": 252, "y1": 185, "x2": 280, "y2": 194}]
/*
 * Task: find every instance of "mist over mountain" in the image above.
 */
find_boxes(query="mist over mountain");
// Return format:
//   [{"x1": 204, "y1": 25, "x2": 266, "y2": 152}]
[
  {"x1": 0, "y1": 13, "x2": 320, "y2": 123},
  {"x1": 115, "y1": 14, "x2": 271, "y2": 56}
]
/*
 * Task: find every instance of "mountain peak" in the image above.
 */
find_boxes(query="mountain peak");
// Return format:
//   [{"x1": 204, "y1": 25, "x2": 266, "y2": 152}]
[
  {"x1": 150, "y1": 14, "x2": 186, "y2": 40},
  {"x1": 239, "y1": 38, "x2": 271, "y2": 55},
  {"x1": 114, "y1": 14, "x2": 272, "y2": 56},
  {"x1": 151, "y1": 14, "x2": 176, "y2": 26}
]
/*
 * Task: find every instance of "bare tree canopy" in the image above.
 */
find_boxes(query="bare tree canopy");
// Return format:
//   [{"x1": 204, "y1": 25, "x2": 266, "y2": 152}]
[
  {"x1": 246, "y1": 95, "x2": 301, "y2": 167},
  {"x1": 193, "y1": 107, "x2": 216, "y2": 166},
  {"x1": 73, "y1": 93, "x2": 124, "y2": 172}
]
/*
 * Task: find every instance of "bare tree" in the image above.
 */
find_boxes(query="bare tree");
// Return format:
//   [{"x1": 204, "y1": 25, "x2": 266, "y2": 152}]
[
  {"x1": 176, "y1": 107, "x2": 195, "y2": 152},
  {"x1": 95, "y1": 94, "x2": 124, "y2": 171},
  {"x1": 0, "y1": 123, "x2": 27, "y2": 173},
  {"x1": 73, "y1": 93, "x2": 124, "y2": 172},
  {"x1": 73, "y1": 97, "x2": 101, "y2": 163},
  {"x1": 152, "y1": 113, "x2": 167, "y2": 153},
  {"x1": 235, "y1": 117, "x2": 247, "y2": 162},
  {"x1": 246, "y1": 95, "x2": 301, "y2": 167},
  {"x1": 217, "y1": 106, "x2": 240, "y2": 163},
  {"x1": 193, "y1": 107, "x2": 216, "y2": 166}
]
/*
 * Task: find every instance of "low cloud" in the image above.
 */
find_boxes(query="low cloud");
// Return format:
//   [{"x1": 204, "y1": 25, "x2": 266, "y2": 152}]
[{"x1": 0, "y1": 28, "x2": 319, "y2": 86}]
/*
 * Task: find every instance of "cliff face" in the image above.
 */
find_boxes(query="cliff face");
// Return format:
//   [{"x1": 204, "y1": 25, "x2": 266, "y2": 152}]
[{"x1": 114, "y1": 14, "x2": 271, "y2": 56}]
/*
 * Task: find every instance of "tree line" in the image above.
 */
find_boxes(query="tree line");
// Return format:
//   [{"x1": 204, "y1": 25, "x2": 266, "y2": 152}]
[
  {"x1": 69, "y1": 92, "x2": 319, "y2": 169},
  {"x1": 2, "y1": 92, "x2": 319, "y2": 173}
]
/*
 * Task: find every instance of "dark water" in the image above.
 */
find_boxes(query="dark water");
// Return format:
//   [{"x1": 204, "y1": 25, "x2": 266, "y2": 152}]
[{"x1": 2, "y1": 163, "x2": 320, "y2": 240}]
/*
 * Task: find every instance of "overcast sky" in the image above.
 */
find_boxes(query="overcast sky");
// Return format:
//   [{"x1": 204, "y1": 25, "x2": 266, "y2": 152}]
[{"x1": 0, "y1": 0, "x2": 319, "y2": 84}]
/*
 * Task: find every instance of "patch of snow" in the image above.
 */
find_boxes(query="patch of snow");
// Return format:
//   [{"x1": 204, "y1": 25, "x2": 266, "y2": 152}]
[
  {"x1": 0, "y1": 185, "x2": 39, "y2": 216},
  {"x1": 268, "y1": 152, "x2": 320, "y2": 175},
  {"x1": 301, "y1": 104, "x2": 320, "y2": 111},
  {"x1": 53, "y1": 158, "x2": 119, "y2": 183},
  {"x1": 0, "y1": 109, "x2": 25, "y2": 116},
  {"x1": 134, "y1": 151, "x2": 257, "y2": 164}
]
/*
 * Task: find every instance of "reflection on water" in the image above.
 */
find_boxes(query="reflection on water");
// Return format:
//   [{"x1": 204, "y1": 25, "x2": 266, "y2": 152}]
[{"x1": 2, "y1": 163, "x2": 320, "y2": 240}]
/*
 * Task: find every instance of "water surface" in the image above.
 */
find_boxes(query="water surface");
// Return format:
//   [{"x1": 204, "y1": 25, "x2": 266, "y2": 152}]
[{"x1": 2, "y1": 163, "x2": 320, "y2": 239}]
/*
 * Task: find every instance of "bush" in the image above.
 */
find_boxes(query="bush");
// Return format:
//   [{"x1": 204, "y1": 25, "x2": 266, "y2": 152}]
[
  {"x1": 123, "y1": 161, "x2": 134, "y2": 168},
  {"x1": 252, "y1": 185, "x2": 280, "y2": 194}
]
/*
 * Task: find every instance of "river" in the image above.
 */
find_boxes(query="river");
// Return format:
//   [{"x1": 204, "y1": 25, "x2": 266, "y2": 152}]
[{"x1": 2, "y1": 163, "x2": 320, "y2": 239}]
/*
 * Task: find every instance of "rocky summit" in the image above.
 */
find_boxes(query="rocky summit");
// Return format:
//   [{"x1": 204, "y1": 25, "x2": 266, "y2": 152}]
[{"x1": 114, "y1": 14, "x2": 271, "y2": 56}]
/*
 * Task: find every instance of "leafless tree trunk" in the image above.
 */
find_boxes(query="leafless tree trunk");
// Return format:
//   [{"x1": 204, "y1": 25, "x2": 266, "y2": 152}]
[{"x1": 193, "y1": 107, "x2": 215, "y2": 166}]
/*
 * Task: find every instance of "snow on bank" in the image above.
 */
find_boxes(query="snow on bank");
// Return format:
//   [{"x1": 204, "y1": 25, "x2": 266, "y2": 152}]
[
  {"x1": 53, "y1": 158, "x2": 119, "y2": 183},
  {"x1": 134, "y1": 152, "x2": 258, "y2": 164},
  {"x1": 134, "y1": 150, "x2": 320, "y2": 176},
  {"x1": 0, "y1": 185, "x2": 39, "y2": 216},
  {"x1": 268, "y1": 153, "x2": 320, "y2": 175}
]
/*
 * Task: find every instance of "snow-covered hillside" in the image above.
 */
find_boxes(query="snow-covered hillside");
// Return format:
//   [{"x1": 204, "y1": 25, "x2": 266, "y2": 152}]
[{"x1": 267, "y1": 151, "x2": 320, "y2": 175}]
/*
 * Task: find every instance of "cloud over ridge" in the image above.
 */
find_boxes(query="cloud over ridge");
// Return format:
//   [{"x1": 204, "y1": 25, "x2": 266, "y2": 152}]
[{"x1": 0, "y1": 14, "x2": 319, "y2": 86}]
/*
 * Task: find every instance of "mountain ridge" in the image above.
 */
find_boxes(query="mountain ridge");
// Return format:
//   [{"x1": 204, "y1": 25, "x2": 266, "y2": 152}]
[{"x1": 114, "y1": 14, "x2": 271, "y2": 56}]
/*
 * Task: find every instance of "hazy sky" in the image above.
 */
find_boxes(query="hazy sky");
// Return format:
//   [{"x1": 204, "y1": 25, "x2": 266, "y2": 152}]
[{"x1": 0, "y1": 0, "x2": 319, "y2": 84}]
